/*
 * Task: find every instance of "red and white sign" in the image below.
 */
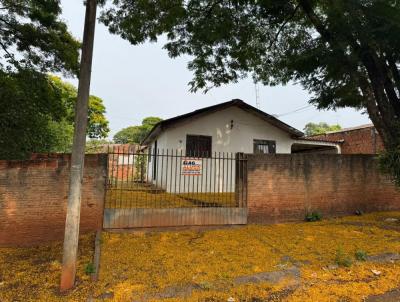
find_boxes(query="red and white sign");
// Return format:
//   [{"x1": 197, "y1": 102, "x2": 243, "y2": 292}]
[{"x1": 181, "y1": 158, "x2": 202, "y2": 175}]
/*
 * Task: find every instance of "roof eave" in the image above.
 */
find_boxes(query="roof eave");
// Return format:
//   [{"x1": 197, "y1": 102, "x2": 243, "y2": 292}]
[
  {"x1": 141, "y1": 123, "x2": 162, "y2": 145},
  {"x1": 141, "y1": 99, "x2": 305, "y2": 144}
]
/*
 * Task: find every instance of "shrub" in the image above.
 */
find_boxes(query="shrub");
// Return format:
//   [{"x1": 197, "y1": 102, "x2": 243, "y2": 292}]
[
  {"x1": 85, "y1": 262, "x2": 95, "y2": 275},
  {"x1": 355, "y1": 250, "x2": 368, "y2": 261},
  {"x1": 335, "y1": 247, "x2": 352, "y2": 267},
  {"x1": 379, "y1": 145, "x2": 400, "y2": 187},
  {"x1": 305, "y1": 211, "x2": 322, "y2": 222}
]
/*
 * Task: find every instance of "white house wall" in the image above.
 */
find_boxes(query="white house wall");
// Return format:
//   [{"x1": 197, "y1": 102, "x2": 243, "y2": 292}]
[
  {"x1": 147, "y1": 106, "x2": 295, "y2": 193},
  {"x1": 156, "y1": 106, "x2": 294, "y2": 154}
]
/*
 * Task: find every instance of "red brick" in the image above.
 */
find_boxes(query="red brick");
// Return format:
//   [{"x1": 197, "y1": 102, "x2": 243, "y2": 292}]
[
  {"x1": 0, "y1": 154, "x2": 107, "y2": 247},
  {"x1": 246, "y1": 154, "x2": 400, "y2": 224},
  {"x1": 312, "y1": 126, "x2": 384, "y2": 154}
]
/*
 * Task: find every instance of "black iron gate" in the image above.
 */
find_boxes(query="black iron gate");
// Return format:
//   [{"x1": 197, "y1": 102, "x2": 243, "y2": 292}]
[{"x1": 103, "y1": 145, "x2": 247, "y2": 228}]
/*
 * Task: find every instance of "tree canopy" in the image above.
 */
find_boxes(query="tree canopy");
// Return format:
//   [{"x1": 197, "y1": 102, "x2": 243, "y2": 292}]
[
  {"x1": 0, "y1": 69, "x2": 66, "y2": 159},
  {"x1": 100, "y1": 0, "x2": 400, "y2": 183},
  {"x1": 0, "y1": 0, "x2": 84, "y2": 159},
  {"x1": 0, "y1": 0, "x2": 80, "y2": 74},
  {"x1": 113, "y1": 117, "x2": 162, "y2": 144},
  {"x1": 50, "y1": 76, "x2": 110, "y2": 140},
  {"x1": 0, "y1": 75, "x2": 110, "y2": 159},
  {"x1": 304, "y1": 122, "x2": 342, "y2": 136}
]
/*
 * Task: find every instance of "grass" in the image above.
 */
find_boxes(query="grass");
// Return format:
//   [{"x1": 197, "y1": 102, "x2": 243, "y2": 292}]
[
  {"x1": 1, "y1": 211, "x2": 400, "y2": 301},
  {"x1": 105, "y1": 189, "x2": 195, "y2": 208},
  {"x1": 105, "y1": 183, "x2": 237, "y2": 208}
]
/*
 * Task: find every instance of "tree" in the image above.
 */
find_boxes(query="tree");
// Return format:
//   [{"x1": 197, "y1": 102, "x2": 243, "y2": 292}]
[
  {"x1": 113, "y1": 116, "x2": 162, "y2": 144},
  {"x1": 0, "y1": 69, "x2": 66, "y2": 159},
  {"x1": 113, "y1": 126, "x2": 141, "y2": 144},
  {"x1": 50, "y1": 76, "x2": 110, "y2": 146},
  {"x1": 0, "y1": 0, "x2": 80, "y2": 74},
  {"x1": 0, "y1": 75, "x2": 110, "y2": 159},
  {"x1": 85, "y1": 139, "x2": 110, "y2": 153},
  {"x1": 100, "y1": 0, "x2": 400, "y2": 182},
  {"x1": 304, "y1": 122, "x2": 341, "y2": 136},
  {"x1": 0, "y1": 0, "x2": 81, "y2": 159}
]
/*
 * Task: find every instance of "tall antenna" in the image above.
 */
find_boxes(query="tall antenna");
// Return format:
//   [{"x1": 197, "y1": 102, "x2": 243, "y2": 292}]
[{"x1": 254, "y1": 83, "x2": 260, "y2": 109}]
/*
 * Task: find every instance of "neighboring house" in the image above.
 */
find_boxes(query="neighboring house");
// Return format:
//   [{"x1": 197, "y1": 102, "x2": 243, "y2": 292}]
[
  {"x1": 141, "y1": 99, "x2": 340, "y2": 192},
  {"x1": 308, "y1": 124, "x2": 384, "y2": 154}
]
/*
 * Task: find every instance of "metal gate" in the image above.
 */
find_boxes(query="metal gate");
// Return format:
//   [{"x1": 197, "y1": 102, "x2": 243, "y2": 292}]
[{"x1": 103, "y1": 145, "x2": 248, "y2": 228}]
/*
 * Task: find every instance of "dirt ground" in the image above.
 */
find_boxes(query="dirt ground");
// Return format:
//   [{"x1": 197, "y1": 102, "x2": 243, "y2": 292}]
[
  {"x1": 105, "y1": 188, "x2": 236, "y2": 208},
  {"x1": 1, "y1": 211, "x2": 400, "y2": 301}
]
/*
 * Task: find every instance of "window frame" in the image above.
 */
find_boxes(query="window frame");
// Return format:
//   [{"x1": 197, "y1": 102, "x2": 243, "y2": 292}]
[
  {"x1": 253, "y1": 139, "x2": 276, "y2": 154},
  {"x1": 185, "y1": 134, "x2": 212, "y2": 158}
]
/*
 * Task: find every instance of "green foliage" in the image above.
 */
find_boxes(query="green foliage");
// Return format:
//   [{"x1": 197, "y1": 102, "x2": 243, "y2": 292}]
[
  {"x1": 49, "y1": 76, "x2": 110, "y2": 140},
  {"x1": 335, "y1": 247, "x2": 352, "y2": 267},
  {"x1": 0, "y1": 1, "x2": 83, "y2": 159},
  {"x1": 0, "y1": 74, "x2": 110, "y2": 159},
  {"x1": 304, "y1": 122, "x2": 342, "y2": 136},
  {"x1": 87, "y1": 96, "x2": 110, "y2": 139},
  {"x1": 113, "y1": 117, "x2": 162, "y2": 144},
  {"x1": 86, "y1": 139, "x2": 111, "y2": 154},
  {"x1": 305, "y1": 211, "x2": 322, "y2": 222},
  {"x1": 0, "y1": 0, "x2": 80, "y2": 74},
  {"x1": 113, "y1": 126, "x2": 142, "y2": 144},
  {"x1": 101, "y1": 0, "x2": 400, "y2": 185},
  {"x1": 355, "y1": 250, "x2": 368, "y2": 261},
  {"x1": 47, "y1": 120, "x2": 75, "y2": 153},
  {"x1": 85, "y1": 262, "x2": 95, "y2": 275},
  {"x1": 0, "y1": 69, "x2": 66, "y2": 159},
  {"x1": 100, "y1": 0, "x2": 399, "y2": 103},
  {"x1": 134, "y1": 154, "x2": 147, "y2": 181},
  {"x1": 379, "y1": 146, "x2": 400, "y2": 187}
]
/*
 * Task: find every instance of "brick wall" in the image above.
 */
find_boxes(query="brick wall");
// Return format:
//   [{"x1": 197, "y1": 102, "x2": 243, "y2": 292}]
[
  {"x1": 312, "y1": 126, "x2": 384, "y2": 154},
  {"x1": 108, "y1": 144, "x2": 139, "y2": 182},
  {"x1": 0, "y1": 154, "x2": 107, "y2": 247},
  {"x1": 247, "y1": 154, "x2": 400, "y2": 223}
]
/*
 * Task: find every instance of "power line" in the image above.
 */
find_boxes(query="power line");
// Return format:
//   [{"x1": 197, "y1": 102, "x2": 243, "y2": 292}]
[{"x1": 275, "y1": 104, "x2": 313, "y2": 117}]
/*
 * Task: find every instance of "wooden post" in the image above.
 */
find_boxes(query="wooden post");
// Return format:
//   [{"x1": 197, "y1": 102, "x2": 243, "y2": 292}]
[{"x1": 60, "y1": 0, "x2": 97, "y2": 291}]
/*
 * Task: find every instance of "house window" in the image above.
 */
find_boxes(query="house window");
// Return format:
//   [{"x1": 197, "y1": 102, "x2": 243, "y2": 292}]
[
  {"x1": 186, "y1": 135, "x2": 212, "y2": 157},
  {"x1": 253, "y1": 139, "x2": 276, "y2": 154}
]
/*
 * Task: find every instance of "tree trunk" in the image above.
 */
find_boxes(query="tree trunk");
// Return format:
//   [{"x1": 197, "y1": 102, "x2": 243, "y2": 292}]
[
  {"x1": 298, "y1": 0, "x2": 400, "y2": 150},
  {"x1": 60, "y1": 0, "x2": 97, "y2": 292},
  {"x1": 357, "y1": 48, "x2": 400, "y2": 149}
]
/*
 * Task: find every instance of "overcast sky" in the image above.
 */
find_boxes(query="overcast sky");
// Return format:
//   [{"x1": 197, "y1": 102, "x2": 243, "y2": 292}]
[{"x1": 60, "y1": 1, "x2": 371, "y2": 138}]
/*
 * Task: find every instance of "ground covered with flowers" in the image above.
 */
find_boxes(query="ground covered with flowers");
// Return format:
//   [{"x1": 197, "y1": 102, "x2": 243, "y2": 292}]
[{"x1": 1, "y1": 212, "x2": 400, "y2": 301}]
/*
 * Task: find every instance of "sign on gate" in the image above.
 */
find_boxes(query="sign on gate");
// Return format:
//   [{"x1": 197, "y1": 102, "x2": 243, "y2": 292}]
[
  {"x1": 105, "y1": 147, "x2": 248, "y2": 229},
  {"x1": 181, "y1": 158, "x2": 202, "y2": 175}
]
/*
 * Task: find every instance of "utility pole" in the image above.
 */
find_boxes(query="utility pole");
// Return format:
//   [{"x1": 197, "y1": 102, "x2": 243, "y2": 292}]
[{"x1": 60, "y1": 0, "x2": 97, "y2": 291}]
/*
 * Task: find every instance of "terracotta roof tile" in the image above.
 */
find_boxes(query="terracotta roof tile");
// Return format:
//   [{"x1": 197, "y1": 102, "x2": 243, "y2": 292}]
[{"x1": 296, "y1": 137, "x2": 344, "y2": 144}]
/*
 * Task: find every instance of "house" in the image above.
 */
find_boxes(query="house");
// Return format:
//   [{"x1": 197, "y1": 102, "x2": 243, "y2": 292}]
[
  {"x1": 308, "y1": 124, "x2": 384, "y2": 154},
  {"x1": 142, "y1": 99, "x2": 340, "y2": 155},
  {"x1": 141, "y1": 99, "x2": 340, "y2": 192}
]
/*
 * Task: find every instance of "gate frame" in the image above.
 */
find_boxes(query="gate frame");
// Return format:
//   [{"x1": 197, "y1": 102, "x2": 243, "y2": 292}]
[{"x1": 103, "y1": 146, "x2": 248, "y2": 229}]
